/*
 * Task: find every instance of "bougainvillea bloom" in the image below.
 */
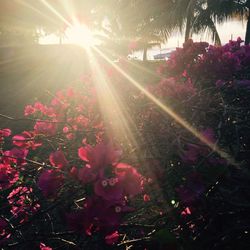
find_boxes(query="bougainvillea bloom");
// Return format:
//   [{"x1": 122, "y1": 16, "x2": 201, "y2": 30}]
[
  {"x1": 34, "y1": 121, "x2": 57, "y2": 136},
  {"x1": 24, "y1": 104, "x2": 35, "y2": 116},
  {"x1": 40, "y1": 242, "x2": 53, "y2": 250},
  {"x1": 0, "y1": 164, "x2": 19, "y2": 190},
  {"x1": 12, "y1": 131, "x2": 42, "y2": 150},
  {"x1": 105, "y1": 231, "x2": 119, "y2": 245},
  {"x1": 7, "y1": 186, "x2": 40, "y2": 223},
  {"x1": 49, "y1": 150, "x2": 68, "y2": 168},
  {"x1": 78, "y1": 143, "x2": 122, "y2": 170},
  {"x1": 3, "y1": 148, "x2": 28, "y2": 166},
  {"x1": 94, "y1": 177, "x2": 123, "y2": 201},
  {"x1": 0, "y1": 128, "x2": 11, "y2": 137},
  {"x1": 115, "y1": 163, "x2": 143, "y2": 197},
  {"x1": 77, "y1": 165, "x2": 97, "y2": 184},
  {"x1": 38, "y1": 170, "x2": 63, "y2": 198}
]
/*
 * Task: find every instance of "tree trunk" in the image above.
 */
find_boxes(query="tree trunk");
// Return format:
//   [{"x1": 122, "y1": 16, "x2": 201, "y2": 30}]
[
  {"x1": 185, "y1": 1, "x2": 195, "y2": 42},
  {"x1": 245, "y1": 9, "x2": 250, "y2": 45},
  {"x1": 143, "y1": 46, "x2": 147, "y2": 61},
  {"x1": 185, "y1": 14, "x2": 192, "y2": 42}
]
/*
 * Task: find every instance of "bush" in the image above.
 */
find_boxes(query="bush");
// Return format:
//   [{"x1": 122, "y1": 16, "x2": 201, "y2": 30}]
[{"x1": 1, "y1": 38, "x2": 250, "y2": 249}]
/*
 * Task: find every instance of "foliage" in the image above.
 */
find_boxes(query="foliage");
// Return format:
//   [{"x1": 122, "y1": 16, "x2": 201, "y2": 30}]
[{"x1": 1, "y1": 39, "x2": 250, "y2": 249}]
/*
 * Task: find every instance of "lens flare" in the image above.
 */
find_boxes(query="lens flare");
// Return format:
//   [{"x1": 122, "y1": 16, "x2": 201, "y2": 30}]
[{"x1": 65, "y1": 24, "x2": 96, "y2": 47}]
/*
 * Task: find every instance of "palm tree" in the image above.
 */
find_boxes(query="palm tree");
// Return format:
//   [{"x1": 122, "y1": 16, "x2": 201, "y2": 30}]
[
  {"x1": 205, "y1": 0, "x2": 250, "y2": 44},
  {"x1": 163, "y1": 0, "x2": 221, "y2": 44},
  {"x1": 93, "y1": 0, "x2": 164, "y2": 60},
  {"x1": 129, "y1": 0, "x2": 221, "y2": 45}
]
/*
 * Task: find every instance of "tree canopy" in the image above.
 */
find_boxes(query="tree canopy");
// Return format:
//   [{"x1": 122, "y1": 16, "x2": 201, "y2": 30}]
[{"x1": 1, "y1": 1, "x2": 250, "y2": 48}]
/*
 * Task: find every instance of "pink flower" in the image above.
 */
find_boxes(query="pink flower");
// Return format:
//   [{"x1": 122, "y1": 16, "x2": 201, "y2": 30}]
[
  {"x1": 115, "y1": 163, "x2": 143, "y2": 197},
  {"x1": 49, "y1": 150, "x2": 68, "y2": 168},
  {"x1": 78, "y1": 165, "x2": 96, "y2": 184},
  {"x1": 0, "y1": 164, "x2": 19, "y2": 190},
  {"x1": 0, "y1": 128, "x2": 11, "y2": 137},
  {"x1": 181, "y1": 207, "x2": 192, "y2": 216},
  {"x1": 38, "y1": 170, "x2": 63, "y2": 198},
  {"x1": 3, "y1": 148, "x2": 29, "y2": 166},
  {"x1": 12, "y1": 134, "x2": 27, "y2": 147},
  {"x1": 12, "y1": 131, "x2": 42, "y2": 150},
  {"x1": 40, "y1": 243, "x2": 53, "y2": 250},
  {"x1": 154, "y1": 77, "x2": 196, "y2": 100},
  {"x1": 0, "y1": 129, "x2": 11, "y2": 144},
  {"x1": 105, "y1": 231, "x2": 119, "y2": 245},
  {"x1": 34, "y1": 121, "x2": 57, "y2": 136},
  {"x1": 66, "y1": 197, "x2": 130, "y2": 235},
  {"x1": 78, "y1": 143, "x2": 121, "y2": 170},
  {"x1": 143, "y1": 194, "x2": 150, "y2": 202},
  {"x1": 8, "y1": 187, "x2": 40, "y2": 223},
  {"x1": 94, "y1": 178, "x2": 123, "y2": 201},
  {"x1": 24, "y1": 105, "x2": 35, "y2": 116}
]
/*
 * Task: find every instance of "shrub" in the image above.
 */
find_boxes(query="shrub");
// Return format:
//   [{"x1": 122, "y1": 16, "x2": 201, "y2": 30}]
[{"x1": 1, "y1": 38, "x2": 250, "y2": 249}]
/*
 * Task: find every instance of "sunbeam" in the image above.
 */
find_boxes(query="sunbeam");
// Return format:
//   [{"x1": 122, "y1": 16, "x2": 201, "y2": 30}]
[
  {"x1": 84, "y1": 48, "x2": 140, "y2": 154},
  {"x1": 39, "y1": 0, "x2": 72, "y2": 28},
  {"x1": 17, "y1": 0, "x2": 58, "y2": 27}
]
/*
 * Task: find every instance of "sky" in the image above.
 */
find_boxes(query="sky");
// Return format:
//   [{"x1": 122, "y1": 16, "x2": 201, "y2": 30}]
[
  {"x1": 39, "y1": 20, "x2": 247, "y2": 59},
  {"x1": 165, "y1": 20, "x2": 246, "y2": 48}
]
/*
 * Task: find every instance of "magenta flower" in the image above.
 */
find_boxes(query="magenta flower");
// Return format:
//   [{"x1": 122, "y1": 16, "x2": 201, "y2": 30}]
[
  {"x1": 0, "y1": 164, "x2": 19, "y2": 190},
  {"x1": 38, "y1": 170, "x2": 63, "y2": 198},
  {"x1": 0, "y1": 128, "x2": 11, "y2": 137},
  {"x1": 12, "y1": 134, "x2": 27, "y2": 147},
  {"x1": 78, "y1": 143, "x2": 122, "y2": 170},
  {"x1": 78, "y1": 165, "x2": 96, "y2": 184},
  {"x1": 105, "y1": 231, "x2": 119, "y2": 245},
  {"x1": 66, "y1": 196, "x2": 132, "y2": 235},
  {"x1": 24, "y1": 105, "x2": 35, "y2": 116},
  {"x1": 115, "y1": 163, "x2": 143, "y2": 197},
  {"x1": 0, "y1": 218, "x2": 11, "y2": 245},
  {"x1": 94, "y1": 177, "x2": 123, "y2": 201},
  {"x1": 49, "y1": 150, "x2": 68, "y2": 168},
  {"x1": 34, "y1": 121, "x2": 57, "y2": 136},
  {"x1": 40, "y1": 243, "x2": 53, "y2": 250},
  {"x1": 3, "y1": 148, "x2": 29, "y2": 166},
  {"x1": 12, "y1": 131, "x2": 42, "y2": 150},
  {"x1": 7, "y1": 186, "x2": 40, "y2": 223}
]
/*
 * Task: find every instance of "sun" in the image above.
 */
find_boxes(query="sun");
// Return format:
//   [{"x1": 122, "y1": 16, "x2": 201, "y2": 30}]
[{"x1": 65, "y1": 24, "x2": 96, "y2": 47}]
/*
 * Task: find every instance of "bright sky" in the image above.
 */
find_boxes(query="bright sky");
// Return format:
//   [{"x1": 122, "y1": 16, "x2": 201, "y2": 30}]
[
  {"x1": 165, "y1": 20, "x2": 247, "y2": 48},
  {"x1": 39, "y1": 20, "x2": 247, "y2": 59}
]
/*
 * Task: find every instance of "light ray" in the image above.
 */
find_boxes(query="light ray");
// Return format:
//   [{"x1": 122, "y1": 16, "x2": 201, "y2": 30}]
[
  {"x1": 92, "y1": 46, "x2": 237, "y2": 166},
  {"x1": 84, "y1": 48, "x2": 140, "y2": 152},
  {"x1": 17, "y1": 0, "x2": 58, "y2": 26},
  {"x1": 39, "y1": 0, "x2": 72, "y2": 28}
]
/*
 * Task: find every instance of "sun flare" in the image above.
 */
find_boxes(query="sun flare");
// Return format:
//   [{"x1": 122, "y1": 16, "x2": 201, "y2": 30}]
[{"x1": 65, "y1": 24, "x2": 96, "y2": 47}]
